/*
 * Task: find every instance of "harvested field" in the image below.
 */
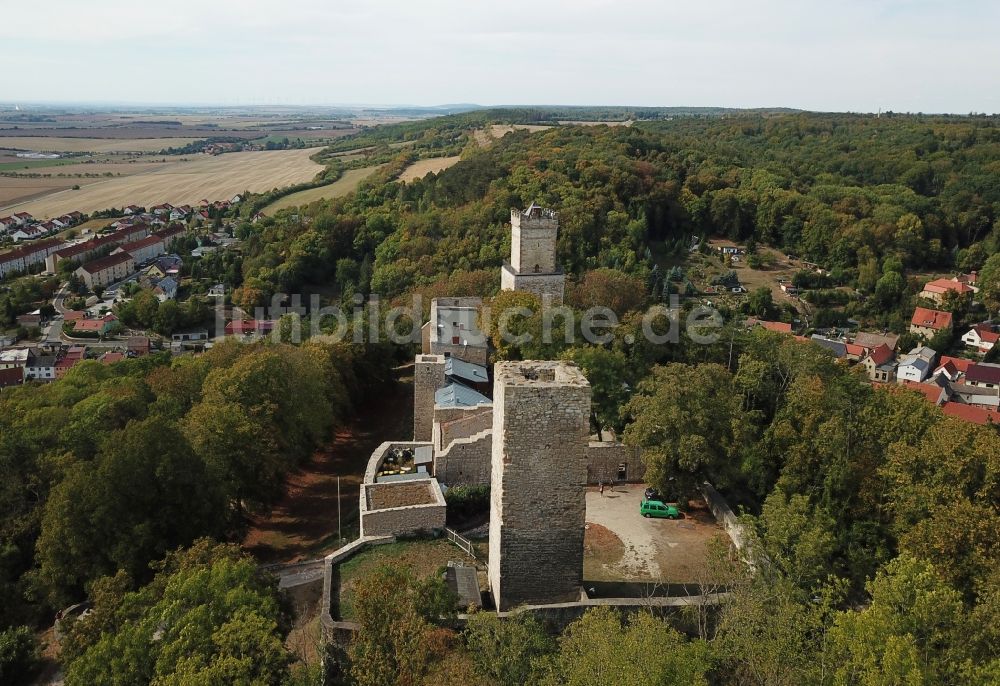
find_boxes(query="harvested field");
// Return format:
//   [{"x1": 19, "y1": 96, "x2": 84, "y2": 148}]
[
  {"x1": 0, "y1": 177, "x2": 99, "y2": 205},
  {"x1": 11, "y1": 160, "x2": 175, "y2": 176},
  {"x1": 260, "y1": 165, "x2": 382, "y2": 215},
  {"x1": 4, "y1": 148, "x2": 325, "y2": 217},
  {"x1": 0, "y1": 137, "x2": 202, "y2": 153},
  {"x1": 398, "y1": 155, "x2": 461, "y2": 182}
]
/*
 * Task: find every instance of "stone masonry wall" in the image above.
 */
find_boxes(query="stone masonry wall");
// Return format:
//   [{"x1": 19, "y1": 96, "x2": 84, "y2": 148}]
[
  {"x1": 359, "y1": 478, "x2": 447, "y2": 538},
  {"x1": 488, "y1": 361, "x2": 591, "y2": 610},
  {"x1": 586, "y1": 441, "x2": 646, "y2": 484},
  {"x1": 501, "y1": 264, "x2": 565, "y2": 305},
  {"x1": 435, "y1": 429, "x2": 492, "y2": 487},
  {"x1": 413, "y1": 354, "x2": 446, "y2": 441},
  {"x1": 437, "y1": 407, "x2": 492, "y2": 449}
]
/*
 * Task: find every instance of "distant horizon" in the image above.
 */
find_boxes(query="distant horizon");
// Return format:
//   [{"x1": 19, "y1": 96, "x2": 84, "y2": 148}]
[
  {"x1": 4, "y1": 1, "x2": 998, "y2": 114},
  {"x1": 0, "y1": 101, "x2": 996, "y2": 117}
]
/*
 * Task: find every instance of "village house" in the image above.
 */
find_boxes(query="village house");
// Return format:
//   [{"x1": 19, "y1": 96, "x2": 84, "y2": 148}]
[
  {"x1": 55, "y1": 346, "x2": 86, "y2": 378},
  {"x1": 152, "y1": 276, "x2": 178, "y2": 301},
  {"x1": 861, "y1": 343, "x2": 896, "y2": 382},
  {"x1": 150, "y1": 203, "x2": 174, "y2": 216},
  {"x1": 966, "y1": 363, "x2": 1000, "y2": 390},
  {"x1": 127, "y1": 336, "x2": 151, "y2": 356},
  {"x1": 931, "y1": 355, "x2": 973, "y2": 383},
  {"x1": 24, "y1": 352, "x2": 57, "y2": 381},
  {"x1": 224, "y1": 319, "x2": 275, "y2": 337},
  {"x1": 961, "y1": 323, "x2": 999, "y2": 354},
  {"x1": 12, "y1": 212, "x2": 33, "y2": 226},
  {"x1": 896, "y1": 346, "x2": 938, "y2": 383},
  {"x1": 747, "y1": 318, "x2": 793, "y2": 334},
  {"x1": 123, "y1": 205, "x2": 142, "y2": 215},
  {"x1": 207, "y1": 283, "x2": 226, "y2": 298},
  {"x1": 74, "y1": 314, "x2": 119, "y2": 336},
  {"x1": 98, "y1": 351, "x2": 125, "y2": 364},
  {"x1": 854, "y1": 331, "x2": 900, "y2": 352},
  {"x1": 0, "y1": 348, "x2": 30, "y2": 372},
  {"x1": 75, "y1": 252, "x2": 135, "y2": 290},
  {"x1": 909, "y1": 307, "x2": 953, "y2": 338},
  {"x1": 919, "y1": 278, "x2": 975, "y2": 304},
  {"x1": 0, "y1": 217, "x2": 15, "y2": 232}
]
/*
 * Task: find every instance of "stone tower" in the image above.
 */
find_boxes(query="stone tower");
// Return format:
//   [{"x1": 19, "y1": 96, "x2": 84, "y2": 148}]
[
  {"x1": 488, "y1": 361, "x2": 591, "y2": 610},
  {"x1": 500, "y1": 204, "x2": 565, "y2": 305},
  {"x1": 413, "y1": 354, "x2": 446, "y2": 441}
]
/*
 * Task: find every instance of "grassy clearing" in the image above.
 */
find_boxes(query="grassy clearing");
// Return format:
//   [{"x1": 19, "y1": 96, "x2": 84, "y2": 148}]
[
  {"x1": 260, "y1": 165, "x2": 382, "y2": 215},
  {"x1": 398, "y1": 155, "x2": 461, "y2": 182}
]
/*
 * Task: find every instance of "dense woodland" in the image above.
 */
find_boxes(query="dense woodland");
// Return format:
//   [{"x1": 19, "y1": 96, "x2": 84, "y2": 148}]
[{"x1": 2, "y1": 110, "x2": 1000, "y2": 684}]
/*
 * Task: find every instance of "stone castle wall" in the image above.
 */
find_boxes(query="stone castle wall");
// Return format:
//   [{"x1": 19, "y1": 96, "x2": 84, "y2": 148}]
[
  {"x1": 413, "y1": 354, "x2": 446, "y2": 441},
  {"x1": 436, "y1": 407, "x2": 492, "y2": 449},
  {"x1": 488, "y1": 361, "x2": 591, "y2": 610},
  {"x1": 586, "y1": 441, "x2": 646, "y2": 484},
  {"x1": 501, "y1": 264, "x2": 565, "y2": 306},
  {"x1": 434, "y1": 429, "x2": 493, "y2": 487}
]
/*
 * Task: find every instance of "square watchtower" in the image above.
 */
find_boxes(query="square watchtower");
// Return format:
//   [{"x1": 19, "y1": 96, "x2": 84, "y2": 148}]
[
  {"x1": 500, "y1": 204, "x2": 565, "y2": 305},
  {"x1": 487, "y1": 361, "x2": 591, "y2": 610}
]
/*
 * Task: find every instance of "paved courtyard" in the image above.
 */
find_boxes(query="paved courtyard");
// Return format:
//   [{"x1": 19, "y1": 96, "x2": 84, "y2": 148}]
[{"x1": 584, "y1": 483, "x2": 728, "y2": 583}]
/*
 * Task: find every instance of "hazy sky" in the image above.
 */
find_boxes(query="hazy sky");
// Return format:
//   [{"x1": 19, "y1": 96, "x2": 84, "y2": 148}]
[{"x1": 3, "y1": 0, "x2": 998, "y2": 112}]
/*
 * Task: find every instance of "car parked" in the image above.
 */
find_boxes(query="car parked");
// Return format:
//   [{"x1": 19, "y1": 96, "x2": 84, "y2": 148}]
[{"x1": 640, "y1": 499, "x2": 680, "y2": 519}]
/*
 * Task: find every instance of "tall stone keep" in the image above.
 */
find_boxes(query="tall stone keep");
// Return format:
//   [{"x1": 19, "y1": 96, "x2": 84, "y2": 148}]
[
  {"x1": 500, "y1": 204, "x2": 565, "y2": 305},
  {"x1": 488, "y1": 361, "x2": 591, "y2": 610},
  {"x1": 413, "y1": 354, "x2": 446, "y2": 442}
]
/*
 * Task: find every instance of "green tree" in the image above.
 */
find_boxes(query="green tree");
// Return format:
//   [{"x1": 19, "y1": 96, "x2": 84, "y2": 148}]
[
  {"x1": 538, "y1": 607, "x2": 710, "y2": 686},
  {"x1": 464, "y1": 612, "x2": 553, "y2": 686},
  {"x1": 623, "y1": 363, "x2": 750, "y2": 500},
  {"x1": 561, "y1": 346, "x2": 631, "y2": 439}
]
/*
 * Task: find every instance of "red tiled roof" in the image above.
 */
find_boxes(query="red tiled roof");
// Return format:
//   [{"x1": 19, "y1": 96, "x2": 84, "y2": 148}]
[
  {"x1": 969, "y1": 324, "x2": 999, "y2": 344},
  {"x1": 99, "y1": 352, "x2": 125, "y2": 364},
  {"x1": 845, "y1": 343, "x2": 865, "y2": 357},
  {"x1": 867, "y1": 343, "x2": 894, "y2": 366},
  {"x1": 941, "y1": 402, "x2": 1000, "y2": 425},
  {"x1": 922, "y1": 278, "x2": 974, "y2": 295},
  {"x1": 938, "y1": 355, "x2": 973, "y2": 374},
  {"x1": 901, "y1": 380, "x2": 946, "y2": 405},
  {"x1": 760, "y1": 320, "x2": 792, "y2": 334},
  {"x1": 911, "y1": 307, "x2": 952, "y2": 331},
  {"x1": 0, "y1": 367, "x2": 22, "y2": 387},
  {"x1": 78, "y1": 252, "x2": 133, "y2": 274}
]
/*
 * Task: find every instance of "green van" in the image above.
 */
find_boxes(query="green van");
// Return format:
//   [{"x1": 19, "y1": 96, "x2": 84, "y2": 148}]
[{"x1": 640, "y1": 499, "x2": 680, "y2": 519}]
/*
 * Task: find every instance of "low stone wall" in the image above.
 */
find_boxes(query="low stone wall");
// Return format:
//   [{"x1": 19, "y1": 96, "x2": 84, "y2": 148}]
[
  {"x1": 586, "y1": 440, "x2": 646, "y2": 484},
  {"x1": 320, "y1": 535, "x2": 396, "y2": 642},
  {"x1": 434, "y1": 429, "x2": 492, "y2": 487},
  {"x1": 360, "y1": 478, "x2": 447, "y2": 538},
  {"x1": 363, "y1": 441, "x2": 433, "y2": 483},
  {"x1": 701, "y1": 482, "x2": 748, "y2": 552}
]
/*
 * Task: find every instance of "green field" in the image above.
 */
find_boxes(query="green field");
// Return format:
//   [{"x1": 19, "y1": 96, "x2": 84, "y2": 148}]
[{"x1": 261, "y1": 165, "x2": 382, "y2": 215}]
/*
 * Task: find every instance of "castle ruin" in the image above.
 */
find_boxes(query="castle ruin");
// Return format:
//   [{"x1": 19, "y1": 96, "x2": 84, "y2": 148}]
[
  {"x1": 500, "y1": 204, "x2": 565, "y2": 305},
  {"x1": 487, "y1": 361, "x2": 591, "y2": 610}
]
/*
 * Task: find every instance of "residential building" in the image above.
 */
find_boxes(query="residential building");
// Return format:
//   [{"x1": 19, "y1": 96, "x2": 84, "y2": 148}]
[
  {"x1": 854, "y1": 331, "x2": 900, "y2": 352},
  {"x1": 0, "y1": 348, "x2": 29, "y2": 371},
  {"x1": 127, "y1": 336, "x2": 151, "y2": 356},
  {"x1": 919, "y1": 278, "x2": 975, "y2": 304},
  {"x1": 810, "y1": 334, "x2": 847, "y2": 358},
  {"x1": 909, "y1": 307, "x2": 953, "y2": 338},
  {"x1": 114, "y1": 234, "x2": 165, "y2": 264},
  {"x1": 99, "y1": 351, "x2": 125, "y2": 364},
  {"x1": 75, "y1": 252, "x2": 135, "y2": 290},
  {"x1": 966, "y1": 363, "x2": 1000, "y2": 390},
  {"x1": 24, "y1": 353, "x2": 56, "y2": 381},
  {"x1": 12, "y1": 212, "x2": 32, "y2": 226},
  {"x1": 896, "y1": 346, "x2": 938, "y2": 383},
  {"x1": 422, "y1": 297, "x2": 489, "y2": 365},
  {"x1": 224, "y1": 319, "x2": 275, "y2": 336},
  {"x1": 962, "y1": 324, "x2": 999, "y2": 354},
  {"x1": 55, "y1": 346, "x2": 86, "y2": 378},
  {"x1": 861, "y1": 344, "x2": 896, "y2": 382},
  {"x1": 74, "y1": 314, "x2": 118, "y2": 336},
  {"x1": 0, "y1": 238, "x2": 64, "y2": 279},
  {"x1": 152, "y1": 276, "x2": 178, "y2": 301},
  {"x1": 0, "y1": 366, "x2": 23, "y2": 389}
]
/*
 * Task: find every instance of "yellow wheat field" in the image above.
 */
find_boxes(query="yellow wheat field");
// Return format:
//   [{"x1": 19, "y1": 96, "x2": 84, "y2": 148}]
[
  {"x1": 4, "y1": 148, "x2": 325, "y2": 218},
  {"x1": 261, "y1": 165, "x2": 383, "y2": 215}
]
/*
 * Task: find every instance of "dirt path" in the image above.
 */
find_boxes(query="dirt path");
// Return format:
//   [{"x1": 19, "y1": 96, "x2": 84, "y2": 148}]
[{"x1": 243, "y1": 368, "x2": 414, "y2": 563}]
